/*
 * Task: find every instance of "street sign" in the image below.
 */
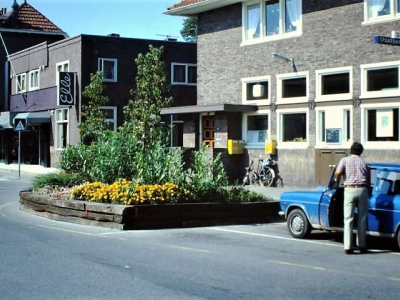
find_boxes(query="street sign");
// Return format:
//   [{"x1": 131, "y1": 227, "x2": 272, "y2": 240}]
[{"x1": 14, "y1": 118, "x2": 27, "y2": 132}]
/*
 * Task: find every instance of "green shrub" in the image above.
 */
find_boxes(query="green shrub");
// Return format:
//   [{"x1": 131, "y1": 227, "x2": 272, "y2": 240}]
[{"x1": 32, "y1": 172, "x2": 85, "y2": 189}]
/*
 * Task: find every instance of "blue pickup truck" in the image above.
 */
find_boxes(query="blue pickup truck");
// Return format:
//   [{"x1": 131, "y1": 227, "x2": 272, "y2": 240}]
[{"x1": 279, "y1": 163, "x2": 400, "y2": 250}]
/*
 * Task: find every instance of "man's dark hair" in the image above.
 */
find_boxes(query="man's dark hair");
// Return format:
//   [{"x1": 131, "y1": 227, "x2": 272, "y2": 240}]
[{"x1": 350, "y1": 142, "x2": 364, "y2": 155}]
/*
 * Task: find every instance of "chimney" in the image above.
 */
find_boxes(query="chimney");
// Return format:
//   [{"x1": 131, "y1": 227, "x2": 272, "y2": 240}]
[{"x1": 12, "y1": 0, "x2": 19, "y2": 11}]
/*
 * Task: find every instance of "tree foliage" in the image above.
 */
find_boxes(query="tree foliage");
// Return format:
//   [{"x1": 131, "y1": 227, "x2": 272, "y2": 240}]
[
  {"x1": 79, "y1": 71, "x2": 109, "y2": 143},
  {"x1": 122, "y1": 45, "x2": 172, "y2": 152},
  {"x1": 181, "y1": 18, "x2": 197, "y2": 43}
]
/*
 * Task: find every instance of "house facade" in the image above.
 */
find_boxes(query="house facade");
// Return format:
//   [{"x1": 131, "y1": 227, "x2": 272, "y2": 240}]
[
  {"x1": 4, "y1": 35, "x2": 196, "y2": 167},
  {"x1": 0, "y1": 0, "x2": 67, "y2": 163},
  {"x1": 165, "y1": 0, "x2": 400, "y2": 187}
]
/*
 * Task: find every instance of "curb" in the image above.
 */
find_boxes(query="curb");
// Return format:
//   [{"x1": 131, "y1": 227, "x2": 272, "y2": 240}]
[{"x1": 19, "y1": 190, "x2": 283, "y2": 230}]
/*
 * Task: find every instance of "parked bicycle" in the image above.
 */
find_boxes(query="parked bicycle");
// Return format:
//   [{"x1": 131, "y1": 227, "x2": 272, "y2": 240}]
[{"x1": 242, "y1": 155, "x2": 279, "y2": 188}]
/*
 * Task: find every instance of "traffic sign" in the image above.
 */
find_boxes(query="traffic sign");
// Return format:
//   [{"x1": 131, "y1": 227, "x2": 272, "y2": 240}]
[{"x1": 14, "y1": 118, "x2": 27, "y2": 132}]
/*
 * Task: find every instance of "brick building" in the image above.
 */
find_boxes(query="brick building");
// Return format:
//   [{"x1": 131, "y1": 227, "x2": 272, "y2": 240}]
[
  {"x1": 164, "y1": 0, "x2": 400, "y2": 187},
  {"x1": 6, "y1": 35, "x2": 196, "y2": 167},
  {"x1": 0, "y1": 0, "x2": 67, "y2": 163}
]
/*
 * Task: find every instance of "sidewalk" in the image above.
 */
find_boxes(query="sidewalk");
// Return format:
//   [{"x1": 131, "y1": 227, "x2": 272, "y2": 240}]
[{"x1": 0, "y1": 163, "x2": 58, "y2": 176}]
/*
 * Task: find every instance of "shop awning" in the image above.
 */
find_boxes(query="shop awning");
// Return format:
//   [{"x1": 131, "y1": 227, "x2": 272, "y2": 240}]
[
  {"x1": 0, "y1": 120, "x2": 13, "y2": 129},
  {"x1": 13, "y1": 111, "x2": 51, "y2": 125},
  {"x1": 161, "y1": 104, "x2": 258, "y2": 115}
]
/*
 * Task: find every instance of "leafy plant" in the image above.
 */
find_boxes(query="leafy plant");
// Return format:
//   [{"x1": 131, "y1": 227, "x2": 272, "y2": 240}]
[
  {"x1": 32, "y1": 172, "x2": 85, "y2": 189},
  {"x1": 79, "y1": 71, "x2": 110, "y2": 144}
]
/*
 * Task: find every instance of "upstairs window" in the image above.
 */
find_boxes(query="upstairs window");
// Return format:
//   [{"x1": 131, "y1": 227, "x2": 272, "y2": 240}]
[
  {"x1": 16, "y1": 73, "x2": 26, "y2": 93},
  {"x1": 244, "y1": 0, "x2": 302, "y2": 43},
  {"x1": 365, "y1": 0, "x2": 400, "y2": 22},
  {"x1": 29, "y1": 69, "x2": 40, "y2": 91},
  {"x1": 98, "y1": 58, "x2": 117, "y2": 82},
  {"x1": 172, "y1": 63, "x2": 197, "y2": 85},
  {"x1": 277, "y1": 71, "x2": 309, "y2": 103},
  {"x1": 242, "y1": 76, "x2": 271, "y2": 104},
  {"x1": 316, "y1": 67, "x2": 353, "y2": 101},
  {"x1": 361, "y1": 61, "x2": 400, "y2": 98}
]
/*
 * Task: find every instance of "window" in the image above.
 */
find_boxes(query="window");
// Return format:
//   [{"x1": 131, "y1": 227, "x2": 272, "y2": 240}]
[
  {"x1": 277, "y1": 71, "x2": 308, "y2": 103},
  {"x1": 242, "y1": 76, "x2": 271, "y2": 104},
  {"x1": 365, "y1": 0, "x2": 400, "y2": 22},
  {"x1": 361, "y1": 61, "x2": 400, "y2": 98},
  {"x1": 171, "y1": 63, "x2": 197, "y2": 85},
  {"x1": 243, "y1": 0, "x2": 302, "y2": 43},
  {"x1": 16, "y1": 73, "x2": 26, "y2": 93},
  {"x1": 56, "y1": 61, "x2": 69, "y2": 86},
  {"x1": 101, "y1": 107, "x2": 117, "y2": 131},
  {"x1": 277, "y1": 109, "x2": 308, "y2": 147},
  {"x1": 316, "y1": 67, "x2": 353, "y2": 101},
  {"x1": 316, "y1": 107, "x2": 352, "y2": 147},
  {"x1": 244, "y1": 113, "x2": 269, "y2": 147},
  {"x1": 98, "y1": 58, "x2": 117, "y2": 82},
  {"x1": 55, "y1": 108, "x2": 69, "y2": 150},
  {"x1": 56, "y1": 61, "x2": 69, "y2": 72},
  {"x1": 29, "y1": 69, "x2": 40, "y2": 91},
  {"x1": 361, "y1": 103, "x2": 400, "y2": 149}
]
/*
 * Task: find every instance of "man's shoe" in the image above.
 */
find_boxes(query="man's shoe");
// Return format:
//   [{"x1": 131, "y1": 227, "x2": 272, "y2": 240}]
[
  {"x1": 359, "y1": 247, "x2": 368, "y2": 254},
  {"x1": 344, "y1": 249, "x2": 354, "y2": 255}
]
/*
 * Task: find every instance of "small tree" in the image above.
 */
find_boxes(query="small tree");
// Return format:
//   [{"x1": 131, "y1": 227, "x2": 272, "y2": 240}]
[
  {"x1": 123, "y1": 45, "x2": 172, "y2": 151},
  {"x1": 79, "y1": 71, "x2": 109, "y2": 144},
  {"x1": 181, "y1": 18, "x2": 197, "y2": 43}
]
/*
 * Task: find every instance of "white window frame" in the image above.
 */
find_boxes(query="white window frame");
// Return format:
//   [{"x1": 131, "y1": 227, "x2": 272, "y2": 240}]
[
  {"x1": 16, "y1": 73, "x2": 26, "y2": 93},
  {"x1": 360, "y1": 61, "x2": 400, "y2": 99},
  {"x1": 28, "y1": 69, "x2": 40, "y2": 91},
  {"x1": 315, "y1": 67, "x2": 353, "y2": 101},
  {"x1": 242, "y1": 110, "x2": 270, "y2": 148},
  {"x1": 242, "y1": 75, "x2": 271, "y2": 105},
  {"x1": 277, "y1": 108, "x2": 309, "y2": 149},
  {"x1": 277, "y1": 71, "x2": 309, "y2": 104},
  {"x1": 242, "y1": 0, "x2": 302, "y2": 45},
  {"x1": 55, "y1": 108, "x2": 69, "y2": 150},
  {"x1": 360, "y1": 102, "x2": 400, "y2": 149},
  {"x1": 171, "y1": 63, "x2": 197, "y2": 86},
  {"x1": 100, "y1": 106, "x2": 117, "y2": 131},
  {"x1": 315, "y1": 106, "x2": 353, "y2": 149},
  {"x1": 98, "y1": 58, "x2": 118, "y2": 82},
  {"x1": 363, "y1": 0, "x2": 400, "y2": 24},
  {"x1": 56, "y1": 60, "x2": 69, "y2": 85}
]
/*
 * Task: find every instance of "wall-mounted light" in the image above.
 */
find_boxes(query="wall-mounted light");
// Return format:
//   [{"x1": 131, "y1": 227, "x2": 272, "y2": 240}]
[
  {"x1": 272, "y1": 52, "x2": 298, "y2": 72},
  {"x1": 352, "y1": 96, "x2": 361, "y2": 108},
  {"x1": 308, "y1": 100, "x2": 316, "y2": 110},
  {"x1": 270, "y1": 102, "x2": 277, "y2": 112}
]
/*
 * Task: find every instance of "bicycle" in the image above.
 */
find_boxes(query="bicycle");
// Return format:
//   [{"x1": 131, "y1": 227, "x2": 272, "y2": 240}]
[
  {"x1": 258, "y1": 157, "x2": 275, "y2": 187},
  {"x1": 242, "y1": 160, "x2": 259, "y2": 186}
]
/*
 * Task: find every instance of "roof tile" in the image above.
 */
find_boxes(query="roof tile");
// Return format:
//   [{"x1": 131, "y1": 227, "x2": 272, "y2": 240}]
[
  {"x1": 168, "y1": 0, "x2": 206, "y2": 10},
  {"x1": 1, "y1": 1, "x2": 65, "y2": 33}
]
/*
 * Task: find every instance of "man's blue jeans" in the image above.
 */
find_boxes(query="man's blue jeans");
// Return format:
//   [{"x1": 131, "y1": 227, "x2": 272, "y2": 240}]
[{"x1": 343, "y1": 187, "x2": 368, "y2": 250}]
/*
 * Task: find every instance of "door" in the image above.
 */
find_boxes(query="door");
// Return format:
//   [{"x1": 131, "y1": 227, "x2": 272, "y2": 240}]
[
  {"x1": 315, "y1": 149, "x2": 348, "y2": 185},
  {"x1": 318, "y1": 168, "x2": 339, "y2": 228}
]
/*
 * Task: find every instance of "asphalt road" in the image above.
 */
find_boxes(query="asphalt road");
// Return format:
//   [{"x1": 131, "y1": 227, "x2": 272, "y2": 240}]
[{"x1": 1, "y1": 171, "x2": 400, "y2": 300}]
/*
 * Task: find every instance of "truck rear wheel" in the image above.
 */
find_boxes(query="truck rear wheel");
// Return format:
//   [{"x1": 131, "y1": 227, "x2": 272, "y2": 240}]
[{"x1": 287, "y1": 209, "x2": 311, "y2": 239}]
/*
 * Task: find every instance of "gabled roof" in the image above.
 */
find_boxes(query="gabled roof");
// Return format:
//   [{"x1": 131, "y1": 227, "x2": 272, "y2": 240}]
[
  {"x1": 165, "y1": 0, "x2": 239, "y2": 17},
  {"x1": 0, "y1": 1, "x2": 67, "y2": 36}
]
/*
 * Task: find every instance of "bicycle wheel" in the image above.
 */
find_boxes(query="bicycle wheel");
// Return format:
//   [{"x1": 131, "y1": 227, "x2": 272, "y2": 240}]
[
  {"x1": 259, "y1": 166, "x2": 275, "y2": 187},
  {"x1": 242, "y1": 174, "x2": 249, "y2": 186}
]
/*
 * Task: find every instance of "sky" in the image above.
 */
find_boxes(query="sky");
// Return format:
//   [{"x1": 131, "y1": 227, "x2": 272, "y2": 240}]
[{"x1": 28, "y1": 0, "x2": 187, "y2": 41}]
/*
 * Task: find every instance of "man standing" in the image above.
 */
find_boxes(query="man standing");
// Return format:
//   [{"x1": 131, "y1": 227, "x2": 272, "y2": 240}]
[{"x1": 334, "y1": 142, "x2": 370, "y2": 255}]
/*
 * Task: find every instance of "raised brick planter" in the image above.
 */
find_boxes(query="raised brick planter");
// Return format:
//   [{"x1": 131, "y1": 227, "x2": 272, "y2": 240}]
[{"x1": 19, "y1": 190, "x2": 281, "y2": 230}]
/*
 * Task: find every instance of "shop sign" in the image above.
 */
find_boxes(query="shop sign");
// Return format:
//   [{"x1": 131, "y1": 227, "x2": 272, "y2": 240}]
[{"x1": 58, "y1": 72, "x2": 76, "y2": 106}]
